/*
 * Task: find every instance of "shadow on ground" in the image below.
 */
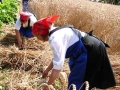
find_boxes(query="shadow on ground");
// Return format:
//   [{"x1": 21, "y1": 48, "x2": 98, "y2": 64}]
[{"x1": 0, "y1": 33, "x2": 17, "y2": 46}]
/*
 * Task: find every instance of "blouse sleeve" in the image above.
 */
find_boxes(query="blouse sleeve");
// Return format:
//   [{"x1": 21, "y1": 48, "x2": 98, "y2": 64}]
[
  {"x1": 15, "y1": 17, "x2": 21, "y2": 30},
  {"x1": 50, "y1": 37, "x2": 68, "y2": 70}
]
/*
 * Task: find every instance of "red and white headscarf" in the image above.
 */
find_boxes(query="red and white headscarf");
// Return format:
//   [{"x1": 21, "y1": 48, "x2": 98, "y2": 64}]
[
  {"x1": 20, "y1": 12, "x2": 31, "y2": 21},
  {"x1": 32, "y1": 15, "x2": 59, "y2": 36}
]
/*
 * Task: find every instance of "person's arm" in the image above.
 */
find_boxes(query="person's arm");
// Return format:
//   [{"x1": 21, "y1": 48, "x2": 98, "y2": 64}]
[
  {"x1": 15, "y1": 17, "x2": 23, "y2": 48},
  {"x1": 42, "y1": 61, "x2": 61, "y2": 90},
  {"x1": 48, "y1": 69, "x2": 61, "y2": 85},
  {"x1": 15, "y1": 29, "x2": 23, "y2": 48},
  {"x1": 42, "y1": 61, "x2": 53, "y2": 78},
  {"x1": 42, "y1": 61, "x2": 61, "y2": 85},
  {"x1": 42, "y1": 32, "x2": 67, "y2": 90}
]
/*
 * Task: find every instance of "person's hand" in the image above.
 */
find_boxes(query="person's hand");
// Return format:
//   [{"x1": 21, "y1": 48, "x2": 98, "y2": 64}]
[
  {"x1": 42, "y1": 69, "x2": 49, "y2": 78},
  {"x1": 18, "y1": 40, "x2": 22, "y2": 47},
  {"x1": 43, "y1": 86, "x2": 49, "y2": 90},
  {"x1": 18, "y1": 41, "x2": 24, "y2": 50}
]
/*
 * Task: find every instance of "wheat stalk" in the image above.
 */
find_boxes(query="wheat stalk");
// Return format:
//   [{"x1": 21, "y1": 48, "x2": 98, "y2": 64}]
[{"x1": 39, "y1": 83, "x2": 55, "y2": 90}]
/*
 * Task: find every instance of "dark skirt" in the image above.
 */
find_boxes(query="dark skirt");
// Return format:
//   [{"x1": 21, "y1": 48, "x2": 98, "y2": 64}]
[{"x1": 82, "y1": 34, "x2": 116, "y2": 89}]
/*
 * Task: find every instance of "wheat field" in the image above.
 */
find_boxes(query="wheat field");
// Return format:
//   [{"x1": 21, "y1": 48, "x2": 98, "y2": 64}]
[{"x1": 28, "y1": 0, "x2": 120, "y2": 54}]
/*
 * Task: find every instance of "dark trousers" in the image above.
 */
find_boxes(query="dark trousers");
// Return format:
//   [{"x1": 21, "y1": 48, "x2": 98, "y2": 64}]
[{"x1": 22, "y1": 0, "x2": 29, "y2": 11}]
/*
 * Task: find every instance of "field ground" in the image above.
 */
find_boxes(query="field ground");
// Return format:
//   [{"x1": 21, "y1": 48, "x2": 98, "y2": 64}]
[{"x1": 0, "y1": 23, "x2": 120, "y2": 90}]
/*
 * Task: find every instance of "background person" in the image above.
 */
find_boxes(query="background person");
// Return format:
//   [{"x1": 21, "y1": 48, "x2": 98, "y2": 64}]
[
  {"x1": 15, "y1": 11, "x2": 37, "y2": 49},
  {"x1": 32, "y1": 15, "x2": 116, "y2": 90},
  {"x1": 22, "y1": 0, "x2": 32, "y2": 11}
]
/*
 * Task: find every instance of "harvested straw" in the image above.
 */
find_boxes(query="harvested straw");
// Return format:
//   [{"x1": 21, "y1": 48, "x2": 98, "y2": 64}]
[
  {"x1": 68, "y1": 81, "x2": 89, "y2": 90},
  {"x1": 0, "y1": 37, "x2": 52, "y2": 71},
  {"x1": 0, "y1": 25, "x2": 68, "y2": 90},
  {"x1": 39, "y1": 83, "x2": 55, "y2": 90},
  {"x1": 58, "y1": 72, "x2": 68, "y2": 89}
]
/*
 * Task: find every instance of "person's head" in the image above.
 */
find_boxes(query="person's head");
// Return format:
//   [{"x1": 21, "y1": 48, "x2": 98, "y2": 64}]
[
  {"x1": 20, "y1": 12, "x2": 31, "y2": 24},
  {"x1": 32, "y1": 15, "x2": 59, "y2": 42}
]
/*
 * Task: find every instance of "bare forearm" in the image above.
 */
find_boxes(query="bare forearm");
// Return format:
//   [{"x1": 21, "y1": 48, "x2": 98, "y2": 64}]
[
  {"x1": 46, "y1": 61, "x2": 53, "y2": 72},
  {"x1": 44, "y1": 61, "x2": 61, "y2": 85},
  {"x1": 15, "y1": 29, "x2": 21, "y2": 42},
  {"x1": 15, "y1": 29, "x2": 23, "y2": 48},
  {"x1": 47, "y1": 69, "x2": 61, "y2": 85}
]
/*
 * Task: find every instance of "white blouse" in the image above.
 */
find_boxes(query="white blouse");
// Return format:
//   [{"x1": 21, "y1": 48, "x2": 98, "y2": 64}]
[{"x1": 49, "y1": 26, "x2": 79, "y2": 70}]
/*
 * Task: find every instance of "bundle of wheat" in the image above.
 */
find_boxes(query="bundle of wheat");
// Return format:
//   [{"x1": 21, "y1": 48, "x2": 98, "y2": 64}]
[{"x1": 0, "y1": 37, "x2": 52, "y2": 71}]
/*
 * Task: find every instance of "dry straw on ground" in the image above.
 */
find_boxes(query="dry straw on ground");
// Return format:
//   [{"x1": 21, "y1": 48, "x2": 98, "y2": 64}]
[
  {"x1": 0, "y1": 24, "x2": 69, "y2": 90},
  {"x1": 28, "y1": 0, "x2": 120, "y2": 54}
]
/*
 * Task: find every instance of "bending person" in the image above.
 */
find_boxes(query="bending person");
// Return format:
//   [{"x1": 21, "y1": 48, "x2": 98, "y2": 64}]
[
  {"x1": 15, "y1": 11, "x2": 37, "y2": 49},
  {"x1": 32, "y1": 15, "x2": 116, "y2": 90}
]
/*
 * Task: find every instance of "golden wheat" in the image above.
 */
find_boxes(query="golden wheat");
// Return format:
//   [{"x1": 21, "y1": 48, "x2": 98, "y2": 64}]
[{"x1": 28, "y1": 0, "x2": 120, "y2": 53}]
